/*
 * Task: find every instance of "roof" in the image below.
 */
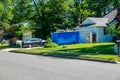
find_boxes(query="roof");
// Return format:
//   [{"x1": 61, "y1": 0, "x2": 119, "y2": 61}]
[
  {"x1": 103, "y1": 9, "x2": 117, "y2": 23},
  {"x1": 80, "y1": 23, "x2": 95, "y2": 27},
  {"x1": 77, "y1": 9, "x2": 117, "y2": 28},
  {"x1": 80, "y1": 17, "x2": 108, "y2": 27}
]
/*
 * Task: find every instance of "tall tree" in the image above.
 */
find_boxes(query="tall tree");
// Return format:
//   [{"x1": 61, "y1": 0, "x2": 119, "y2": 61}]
[
  {"x1": 32, "y1": 0, "x2": 71, "y2": 39},
  {"x1": 70, "y1": 0, "x2": 94, "y2": 26},
  {"x1": 13, "y1": 0, "x2": 34, "y2": 24},
  {"x1": 0, "y1": 0, "x2": 14, "y2": 40},
  {"x1": 0, "y1": 0, "x2": 120, "y2": 40},
  {"x1": 0, "y1": 0, "x2": 14, "y2": 27},
  {"x1": 86, "y1": 0, "x2": 113, "y2": 17},
  {"x1": 8, "y1": 0, "x2": 34, "y2": 38}
]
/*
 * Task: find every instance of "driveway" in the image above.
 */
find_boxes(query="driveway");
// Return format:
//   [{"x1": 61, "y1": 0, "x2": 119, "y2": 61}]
[{"x1": 0, "y1": 51, "x2": 120, "y2": 80}]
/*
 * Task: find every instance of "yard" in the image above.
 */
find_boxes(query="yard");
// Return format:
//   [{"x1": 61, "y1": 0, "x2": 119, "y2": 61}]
[
  {"x1": 0, "y1": 44, "x2": 9, "y2": 50},
  {"x1": 13, "y1": 43, "x2": 120, "y2": 61}
]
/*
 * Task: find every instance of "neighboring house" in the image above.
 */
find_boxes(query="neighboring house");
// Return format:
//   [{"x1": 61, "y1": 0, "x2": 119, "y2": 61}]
[{"x1": 74, "y1": 9, "x2": 117, "y2": 43}]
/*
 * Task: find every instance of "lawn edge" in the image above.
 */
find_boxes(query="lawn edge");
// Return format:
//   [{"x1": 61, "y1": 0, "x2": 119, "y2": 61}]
[{"x1": 10, "y1": 50, "x2": 120, "y2": 64}]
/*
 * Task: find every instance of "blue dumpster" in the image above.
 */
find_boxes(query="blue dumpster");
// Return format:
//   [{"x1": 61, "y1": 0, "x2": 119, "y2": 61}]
[{"x1": 52, "y1": 31, "x2": 80, "y2": 45}]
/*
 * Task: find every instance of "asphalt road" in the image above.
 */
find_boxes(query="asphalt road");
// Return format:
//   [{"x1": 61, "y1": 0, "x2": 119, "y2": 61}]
[{"x1": 0, "y1": 51, "x2": 120, "y2": 80}]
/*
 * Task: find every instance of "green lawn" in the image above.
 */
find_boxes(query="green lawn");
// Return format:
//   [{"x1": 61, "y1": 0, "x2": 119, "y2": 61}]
[
  {"x1": 0, "y1": 44, "x2": 9, "y2": 50},
  {"x1": 13, "y1": 43, "x2": 120, "y2": 61},
  {"x1": 0, "y1": 43, "x2": 20, "y2": 49}
]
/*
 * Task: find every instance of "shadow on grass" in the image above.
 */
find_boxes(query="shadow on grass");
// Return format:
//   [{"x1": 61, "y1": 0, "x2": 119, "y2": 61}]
[
  {"x1": 25, "y1": 44, "x2": 115, "y2": 58},
  {"x1": 59, "y1": 44, "x2": 115, "y2": 55},
  {"x1": 30, "y1": 51, "x2": 81, "y2": 59},
  {"x1": 0, "y1": 45, "x2": 9, "y2": 50},
  {"x1": 12, "y1": 43, "x2": 119, "y2": 61}
]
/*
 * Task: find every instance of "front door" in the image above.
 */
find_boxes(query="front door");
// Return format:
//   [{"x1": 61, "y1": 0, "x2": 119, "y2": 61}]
[{"x1": 92, "y1": 33, "x2": 96, "y2": 43}]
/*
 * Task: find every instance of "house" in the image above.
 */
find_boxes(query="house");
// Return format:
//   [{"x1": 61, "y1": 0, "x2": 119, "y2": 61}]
[
  {"x1": 103, "y1": 9, "x2": 117, "y2": 25},
  {"x1": 74, "y1": 9, "x2": 118, "y2": 43}
]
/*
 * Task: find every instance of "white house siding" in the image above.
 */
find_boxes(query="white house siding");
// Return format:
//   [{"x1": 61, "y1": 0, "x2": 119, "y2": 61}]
[
  {"x1": 103, "y1": 35, "x2": 113, "y2": 42},
  {"x1": 76, "y1": 27, "x2": 113, "y2": 43},
  {"x1": 96, "y1": 28, "x2": 104, "y2": 42},
  {"x1": 96, "y1": 28, "x2": 113, "y2": 42},
  {"x1": 78, "y1": 27, "x2": 97, "y2": 43},
  {"x1": 76, "y1": 17, "x2": 113, "y2": 43}
]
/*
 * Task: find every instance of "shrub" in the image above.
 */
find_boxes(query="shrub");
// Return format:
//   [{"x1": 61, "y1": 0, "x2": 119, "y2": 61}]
[
  {"x1": 44, "y1": 43, "x2": 58, "y2": 48},
  {"x1": 46, "y1": 37, "x2": 52, "y2": 43},
  {"x1": 62, "y1": 45, "x2": 67, "y2": 48},
  {"x1": 44, "y1": 37, "x2": 58, "y2": 48}
]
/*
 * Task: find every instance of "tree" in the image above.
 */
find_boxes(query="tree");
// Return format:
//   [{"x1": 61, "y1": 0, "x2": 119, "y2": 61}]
[
  {"x1": 0, "y1": 2, "x2": 4, "y2": 19},
  {"x1": 114, "y1": 6, "x2": 120, "y2": 39},
  {"x1": 8, "y1": 0, "x2": 34, "y2": 38},
  {"x1": 70, "y1": 0, "x2": 94, "y2": 26},
  {"x1": 12, "y1": 0, "x2": 34, "y2": 24},
  {"x1": 107, "y1": 6, "x2": 120, "y2": 40},
  {"x1": 86, "y1": 0, "x2": 111, "y2": 17},
  {"x1": 113, "y1": 0, "x2": 120, "y2": 9},
  {"x1": 32, "y1": 0, "x2": 72, "y2": 39},
  {"x1": 0, "y1": 0, "x2": 14, "y2": 40},
  {"x1": 15, "y1": 24, "x2": 32, "y2": 39},
  {"x1": 0, "y1": 0, "x2": 120, "y2": 40},
  {"x1": 0, "y1": 0, "x2": 14, "y2": 24}
]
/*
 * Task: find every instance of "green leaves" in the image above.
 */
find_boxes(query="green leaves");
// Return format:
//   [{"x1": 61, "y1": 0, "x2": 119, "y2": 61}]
[
  {"x1": 13, "y1": 0, "x2": 34, "y2": 23},
  {"x1": 0, "y1": 0, "x2": 119, "y2": 39},
  {"x1": 70, "y1": 0, "x2": 94, "y2": 26},
  {"x1": 0, "y1": 2, "x2": 4, "y2": 17},
  {"x1": 107, "y1": 25, "x2": 120, "y2": 39},
  {"x1": 31, "y1": 0, "x2": 73, "y2": 39}
]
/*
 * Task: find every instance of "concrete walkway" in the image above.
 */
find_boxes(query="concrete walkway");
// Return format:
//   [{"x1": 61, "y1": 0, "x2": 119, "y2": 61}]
[
  {"x1": 1, "y1": 47, "x2": 41, "y2": 52},
  {"x1": 1, "y1": 48, "x2": 20, "y2": 51}
]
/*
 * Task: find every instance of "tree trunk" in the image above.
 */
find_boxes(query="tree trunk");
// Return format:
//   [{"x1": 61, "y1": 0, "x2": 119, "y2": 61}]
[
  {"x1": 115, "y1": 6, "x2": 120, "y2": 29},
  {"x1": 115, "y1": 6, "x2": 120, "y2": 40},
  {"x1": 0, "y1": 31, "x2": 3, "y2": 42}
]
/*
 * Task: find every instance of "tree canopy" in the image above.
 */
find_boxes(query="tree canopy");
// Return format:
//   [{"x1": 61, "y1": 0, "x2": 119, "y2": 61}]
[{"x1": 0, "y1": 0, "x2": 120, "y2": 39}]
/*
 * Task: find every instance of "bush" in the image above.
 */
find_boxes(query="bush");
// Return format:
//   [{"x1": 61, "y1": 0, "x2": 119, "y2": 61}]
[
  {"x1": 44, "y1": 37, "x2": 58, "y2": 48},
  {"x1": 62, "y1": 45, "x2": 67, "y2": 48},
  {"x1": 46, "y1": 37, "x2": 52, "y2": 43},
  {"x1": 12, "y1": 44, "x2": 20, "y2": 48},
  {"x1": 44, "y1": 43, "x2": 58, "y2": 48}
]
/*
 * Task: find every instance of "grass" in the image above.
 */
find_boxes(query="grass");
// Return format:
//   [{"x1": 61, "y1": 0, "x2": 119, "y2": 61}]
[
  {"x1": 13, "y1": 43, "x2": 120, "y2": 61},
  {"x1": 0, "y1": 43, "x2": 9, "y2": 50},
  {"x1": 0, "y1": 43, "x2": 20, "y2": 50},
  {"x1": 59, "y1": 43, "x2": 115, "y2": 54}
]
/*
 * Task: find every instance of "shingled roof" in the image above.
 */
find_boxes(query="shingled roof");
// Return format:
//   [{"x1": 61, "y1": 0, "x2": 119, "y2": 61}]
[
  {"x1": 80, "y1": 17, "x2": 108, "y2": 27},
  {"x1": 78, "y1": 9, "x2": 117, "y2": 28},
  {"x1": 103, "y1": 9, "x2": 117, "y2": 23}
]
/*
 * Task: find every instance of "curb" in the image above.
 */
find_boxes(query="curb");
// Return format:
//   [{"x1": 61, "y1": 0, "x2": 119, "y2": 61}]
[
  {"x1": 75, "y1": 57, "x2": 118, "y2": 64},
  {"x1": 10, "y1": 50, "x2": 120, "y2": 64},
  {"x1": 115, "y1": 61, "x2": 120, "y2": 64}
]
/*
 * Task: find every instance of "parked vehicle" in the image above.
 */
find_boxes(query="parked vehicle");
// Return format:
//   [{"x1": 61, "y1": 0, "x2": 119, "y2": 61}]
[
  {"x1": 22, "y1": 38, "x2": 46, "y2": 48},
  {"x1": 0, "y1": 39, "x2": 9, "y2": 44}
]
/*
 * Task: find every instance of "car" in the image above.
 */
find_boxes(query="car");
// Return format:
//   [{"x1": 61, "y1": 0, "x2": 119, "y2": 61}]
[
  {"x1": 22, "y1": 38, "x2": 46, "y2": 48},
  {"x1": 0, "y1": 39, "x2": 9, "y2": 44}
]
